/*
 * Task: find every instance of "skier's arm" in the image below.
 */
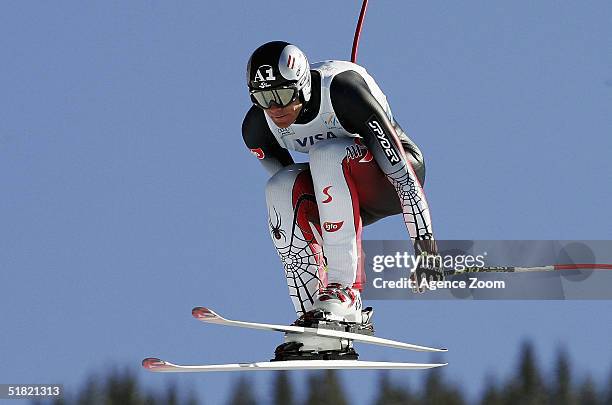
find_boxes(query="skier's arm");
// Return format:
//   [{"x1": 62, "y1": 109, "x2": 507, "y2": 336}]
[
  {"x1": 330, "y1": 71, "x2": 436, "y2": 253},
  {"x1": 242, "y1": 106, "x2": 294, "y2": 176}
]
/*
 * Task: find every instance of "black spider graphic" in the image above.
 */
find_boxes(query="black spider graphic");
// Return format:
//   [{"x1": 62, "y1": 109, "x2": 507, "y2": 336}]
[{"x1": 269, "y1": 206, "x2": 286, "y2": 241}]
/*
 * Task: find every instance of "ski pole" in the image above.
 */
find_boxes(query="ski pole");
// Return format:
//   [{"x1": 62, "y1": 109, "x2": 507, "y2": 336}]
[{"x1": 444, "y1": 263, "x2": 612, "y2": 276}]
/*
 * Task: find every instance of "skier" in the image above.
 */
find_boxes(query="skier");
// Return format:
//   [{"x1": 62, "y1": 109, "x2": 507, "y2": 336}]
[{"x1": 242, "y1": 41, "x2": 443, "y2": 349}]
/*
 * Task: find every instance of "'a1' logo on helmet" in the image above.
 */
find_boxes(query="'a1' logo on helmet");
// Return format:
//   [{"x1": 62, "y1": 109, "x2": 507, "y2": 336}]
[{"x1": 254, "y1": 65, "x2": 276, "y2": 88}]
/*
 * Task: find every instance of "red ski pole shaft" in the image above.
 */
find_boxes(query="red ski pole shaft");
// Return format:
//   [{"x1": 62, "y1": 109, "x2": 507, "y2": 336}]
[{"x1": 351, "y1": 0, "x2": 369, "y2": 63}]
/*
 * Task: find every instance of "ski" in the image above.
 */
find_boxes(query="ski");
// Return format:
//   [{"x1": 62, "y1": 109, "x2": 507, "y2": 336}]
[
  {"x1": 192, "y1": 307, "x2": 447, "y2": 353},
  {"x1": 142, "y1": 357, "x2": 447, "y2": 373}
]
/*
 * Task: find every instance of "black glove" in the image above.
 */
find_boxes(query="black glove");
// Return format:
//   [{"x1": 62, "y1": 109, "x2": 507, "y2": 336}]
[{"x1": 410, "y1": 238, "x2": 445, "y2": 293}]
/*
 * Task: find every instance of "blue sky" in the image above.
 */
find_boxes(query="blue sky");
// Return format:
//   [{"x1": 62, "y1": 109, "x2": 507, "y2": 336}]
[{"x1": 1, "y1": 1, "x2": 611, "y2": 404}]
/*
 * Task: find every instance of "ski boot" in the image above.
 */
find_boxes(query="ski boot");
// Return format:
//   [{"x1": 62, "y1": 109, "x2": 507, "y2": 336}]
[
  {"x1": 315, "y1": 282, "x2": 364, "y2": 323},
  {"x1": 272, "y1": 284, "x2": 375, "y2": 361}
]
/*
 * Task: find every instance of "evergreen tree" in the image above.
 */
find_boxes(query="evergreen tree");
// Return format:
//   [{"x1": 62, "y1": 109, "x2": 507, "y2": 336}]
[
  {"x1": 304, "y1": 370, "x2": 348, "y2": 405},
  {"x1": 479, "y1": 375, "x2": 503, "y2": 405},
  {"x1": 75, "y1": 375, "x2": 101, "y2": 405},
  {"x1": 577, "y1": 375, "x2": 598, "y2": 405},
  {"x1": 162, "y1": 382, "x2": 178, "y2": 405},
  {"x1": 372, "y1": 371, "x2": 418, "y2": 405},
  {"x1": 551, "y1": 348, "x2": 575, "y2": 405},
  {"x1": 106, "y1": 367, "x2": 143, "y2": 405},
  {"x1": 143, "y1": 392, "x2": 157, "y2": 405},
  {"x1": 273, "y1": 371, "x2": 294, "y2": 405},
  {"x1": 305, "y1": 372, "x2": 326, "y2": 405},
  {"x1": 185, "y1": 388, "x2": 200, "y2": 405},
  {"x1": 422, "y1": 364, "x2": 465, "y2": 405},
  {"x1": 605, "y1": 367, "x2": 612, "y2": 405},
  {"x1": 227, "y1": 375, "x2": 258, "y2": 405},
  {"x1": 510, "y1": 341, "x2": 547, "y2": 405}
]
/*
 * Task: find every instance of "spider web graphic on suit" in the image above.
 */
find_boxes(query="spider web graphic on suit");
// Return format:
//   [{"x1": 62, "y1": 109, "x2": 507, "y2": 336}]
[
  {"x1": 269, "y1": 195, "x2": 323, "y2": 316},
  {"x1": 387, "y1": 165, "x2": 434, "y2": 239}
]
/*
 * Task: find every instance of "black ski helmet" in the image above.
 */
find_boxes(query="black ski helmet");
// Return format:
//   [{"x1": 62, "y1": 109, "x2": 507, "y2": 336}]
[{"x1": 247, "y1": 41, "x2": 312, "y2": 107}]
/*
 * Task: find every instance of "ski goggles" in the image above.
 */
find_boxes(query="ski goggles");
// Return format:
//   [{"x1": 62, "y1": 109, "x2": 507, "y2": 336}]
[{"x1": 250, "y1": 86, "x2": 299, "y2": 109}]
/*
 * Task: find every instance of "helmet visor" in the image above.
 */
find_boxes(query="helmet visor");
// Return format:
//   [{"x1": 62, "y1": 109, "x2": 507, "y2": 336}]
[{"x1": 250, "y1": 87, "x2": 298, "y2": 109}]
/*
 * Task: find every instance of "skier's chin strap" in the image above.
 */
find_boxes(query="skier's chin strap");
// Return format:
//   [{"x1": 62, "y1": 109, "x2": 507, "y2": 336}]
[
  {"x1": 294, "y1": 71, "x2": 321, "y2": 125},
  {"x1": 295, "y1": 98, "x2": 313, "y2": 123},
  {"x1": 295, "y1": 103, "x2": 307, "y2": 123}
]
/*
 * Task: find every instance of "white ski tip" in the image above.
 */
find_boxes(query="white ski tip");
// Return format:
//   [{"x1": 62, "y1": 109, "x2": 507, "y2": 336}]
[
  {"x1": 142, "y1": 357, "x2": 168, "y2": 370},
  {"x1": 192, "y1": 306, "x2": 222, "y2": 321}
]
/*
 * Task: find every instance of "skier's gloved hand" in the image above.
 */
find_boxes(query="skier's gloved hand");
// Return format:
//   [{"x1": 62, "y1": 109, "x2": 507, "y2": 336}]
[
  {"x1": 411, "y1": 259, "x2": 446, "y2": 293},
  {"x1": 410, "y1": 238, "x2": 445, "y2": 293}
]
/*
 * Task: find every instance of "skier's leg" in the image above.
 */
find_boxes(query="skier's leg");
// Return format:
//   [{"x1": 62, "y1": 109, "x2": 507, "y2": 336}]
[
  {"x1": 265, "y1": 163, "x2": 325, "y2": 317},
  {"x1": 308, "y1": 139, "x2": 365, "y2": 290},
  {"x1": 306, "y1": 139, "x2": 367, "y2": 323},
  {"x1": 306, "y1": 136, "x2": 425, "y2": 290}
]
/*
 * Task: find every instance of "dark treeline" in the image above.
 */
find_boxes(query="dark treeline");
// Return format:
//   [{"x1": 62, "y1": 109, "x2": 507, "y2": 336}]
[{"x1": 34, "y1": 342, "x2": 612, "y2": 405}]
